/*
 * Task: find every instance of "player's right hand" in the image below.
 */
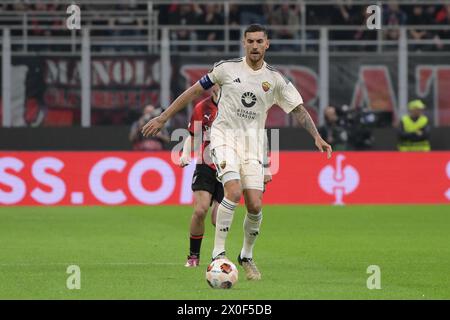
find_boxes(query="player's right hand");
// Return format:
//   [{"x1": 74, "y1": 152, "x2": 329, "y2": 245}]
[
  {"x1": 141, "y1": 116, "x2": 165, "y2": 137},
  {"x1": 179, "y1": 155, "x2": 191, "y2": 167}
]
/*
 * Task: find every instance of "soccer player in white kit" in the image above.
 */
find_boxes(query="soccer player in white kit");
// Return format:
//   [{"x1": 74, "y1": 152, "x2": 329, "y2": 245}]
[{"x1": 142, "y1": 24, "x2": 332, "y2": 281}]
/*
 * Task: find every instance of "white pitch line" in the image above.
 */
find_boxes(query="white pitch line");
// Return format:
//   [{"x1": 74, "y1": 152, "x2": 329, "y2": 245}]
[{"x1": 0, "y1": 262, "x2": 182, "y2": 267}]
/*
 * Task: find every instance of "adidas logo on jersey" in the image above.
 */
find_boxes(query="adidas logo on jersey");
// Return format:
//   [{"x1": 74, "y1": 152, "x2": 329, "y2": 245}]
[{"x1": 233, "y1": 78, "x2": 241, "y2": 83}]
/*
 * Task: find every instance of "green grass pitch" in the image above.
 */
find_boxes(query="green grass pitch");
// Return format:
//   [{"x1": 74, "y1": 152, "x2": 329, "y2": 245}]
[{"x1": 0, "y1": 205, "x2": 449, "y2": 299}]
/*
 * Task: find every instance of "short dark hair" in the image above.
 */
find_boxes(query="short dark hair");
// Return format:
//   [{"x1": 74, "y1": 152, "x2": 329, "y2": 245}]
[{"x1": 244, "y1": 24, "x2": 268, "y2": 37}]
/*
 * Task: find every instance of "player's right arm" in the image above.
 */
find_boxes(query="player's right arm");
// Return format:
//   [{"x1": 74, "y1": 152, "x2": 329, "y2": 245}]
[
  {"x1": 179, "y1": 133, "x2": 203, "y2": 167},
  {"x1": 142, "y1": 61, "x2": 225, "y2": 138},
  {"x1": 180, "y1": 135, "x2": 193, "y2": 167},
  {"x1": 141, "y1": 82, "x2": 205, "y2": 137},
  {"x1": 180, "y1": 100, "x2": 208, "y2": 167}
]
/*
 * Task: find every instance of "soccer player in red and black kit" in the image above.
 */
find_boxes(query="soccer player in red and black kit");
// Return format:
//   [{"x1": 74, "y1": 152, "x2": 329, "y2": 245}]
[{"x1": 179, "y1": 85, "x2": 223, "y2": 267}]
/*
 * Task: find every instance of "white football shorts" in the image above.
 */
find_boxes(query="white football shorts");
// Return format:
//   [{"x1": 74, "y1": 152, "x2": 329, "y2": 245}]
[{"x1": 210, "y1": 145, "x2": 264, "y2": 191}]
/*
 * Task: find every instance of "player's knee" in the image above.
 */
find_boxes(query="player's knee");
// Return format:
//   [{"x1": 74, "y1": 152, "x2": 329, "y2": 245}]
[
  {"x1": 193, "y1": 206, "x2": 209, "y2": 219},
  {"x1": 247, "y1": 200, "x2": 262, "y2": 214},
  {"x1": 223, "y1": 174, "x2": 241, "y2": 203},
  {"x1": 225, "y1": 189, "x2": 241, "y2": 203}
]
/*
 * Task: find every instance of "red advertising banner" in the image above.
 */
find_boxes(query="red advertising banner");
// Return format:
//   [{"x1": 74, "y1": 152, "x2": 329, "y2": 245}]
[{"x1": 0, "y1": 152, "x2": 449, "y2": 206}]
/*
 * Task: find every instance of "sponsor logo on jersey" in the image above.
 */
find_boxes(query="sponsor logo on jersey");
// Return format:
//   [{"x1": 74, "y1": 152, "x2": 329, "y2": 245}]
[
  {"x1": 262, "y1": 81, "x2": 271, "y2": 92},
  {"x1": 241, "y1": 92, "x2": 257, "y2": 108},
  {"x1": 236, "y1": 109, "x2": 257, "y2": 120}
]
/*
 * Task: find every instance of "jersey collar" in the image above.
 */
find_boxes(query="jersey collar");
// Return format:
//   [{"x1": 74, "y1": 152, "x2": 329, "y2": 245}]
[{"x1": 243, "y1": 56, "x2": 266, "y2": 74}]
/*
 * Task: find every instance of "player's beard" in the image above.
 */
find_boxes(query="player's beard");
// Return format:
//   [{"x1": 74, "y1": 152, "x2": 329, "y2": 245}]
[{"x1": 249, "y1": 51, "x2": 263, "y2": 64}]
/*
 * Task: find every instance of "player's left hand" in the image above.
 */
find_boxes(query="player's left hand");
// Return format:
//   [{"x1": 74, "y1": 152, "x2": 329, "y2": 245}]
[{"x1": 315, "y1": 136, "x2": 332, "y2": 159}]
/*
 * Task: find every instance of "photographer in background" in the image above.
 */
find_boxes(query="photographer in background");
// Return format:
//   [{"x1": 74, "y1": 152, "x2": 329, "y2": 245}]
[
  {"x1": 397, "y1": 99, "x2": 431, "y2": 152},
  {"x1": 334, "y1": 104, "x2": 377, "y2": 150},
  {"x1": 319, "y1": 106, "x2": 349, "y2": 150},
  {"x1": 129, "y1": 104, "x2": 170, "y2": 151}
]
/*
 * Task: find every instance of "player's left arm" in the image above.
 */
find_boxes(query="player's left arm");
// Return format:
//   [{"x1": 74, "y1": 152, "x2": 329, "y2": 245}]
[
  {"x1": 291, "y1": 104, "x2": 332, "y2": 159},
  {"x1": 275, "y1": 73, "x2": 332, "y2": 159}
]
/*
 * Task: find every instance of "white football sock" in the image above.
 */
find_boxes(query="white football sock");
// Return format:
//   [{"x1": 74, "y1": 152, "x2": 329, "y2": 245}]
[
  {"x1": 240, "y1": 211, "x2": 262, "y2": 259},
  {"x1": 212, "y1": 198, "x2": 237, "y2": 259}
]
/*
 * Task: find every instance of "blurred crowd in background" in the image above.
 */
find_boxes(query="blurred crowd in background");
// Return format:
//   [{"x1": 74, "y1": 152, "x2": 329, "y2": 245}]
[
  {"x1": 0, "y1": 1, "x2": 441, "y2": 151},
  {"x1": 1, "y1": 2, "x2": 450, "y2": 51}
]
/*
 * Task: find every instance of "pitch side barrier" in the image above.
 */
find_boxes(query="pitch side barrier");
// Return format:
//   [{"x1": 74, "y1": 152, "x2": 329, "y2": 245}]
[{"x1": 1, "y1": 127, "x2": 450, "y2": 151}]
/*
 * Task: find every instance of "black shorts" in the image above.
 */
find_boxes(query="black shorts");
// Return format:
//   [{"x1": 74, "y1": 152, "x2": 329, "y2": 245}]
[{"x1": 191, "y1": 164, "x2": 224, "y2": 205}]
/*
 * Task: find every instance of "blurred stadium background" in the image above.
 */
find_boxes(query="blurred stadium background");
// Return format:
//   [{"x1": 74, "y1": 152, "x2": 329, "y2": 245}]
[{"x1": 0, "y1": 0, "x2": 449, "y2": 299}]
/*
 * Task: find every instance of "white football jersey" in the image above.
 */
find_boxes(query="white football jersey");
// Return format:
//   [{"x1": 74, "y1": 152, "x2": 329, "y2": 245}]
[{"x1": 202, "y1": 57, "x2": 303, "y2": 162}]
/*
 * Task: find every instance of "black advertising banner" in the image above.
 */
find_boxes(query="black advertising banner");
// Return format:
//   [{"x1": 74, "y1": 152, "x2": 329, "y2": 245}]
[
  {"x1": 1, "y1": 53, "x2": 449, "y2": 127},
  {"x1": 4, "y1": 55, "x2": 160, "y2": 126},
  {"x1": 173, "y1": 53, "x2": 450, "y2": 127},
  {"x1": 409, "y1": 55, "x2": 450, "y2": 126}
]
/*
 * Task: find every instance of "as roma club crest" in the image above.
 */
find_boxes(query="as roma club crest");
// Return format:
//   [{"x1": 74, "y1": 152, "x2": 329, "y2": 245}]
[
  {"x1": 220, "y1": 161, "x2": 227, "y2": 169},
  {"x1": 262, "y1": 81, "x2": 271, "y2": 92}
]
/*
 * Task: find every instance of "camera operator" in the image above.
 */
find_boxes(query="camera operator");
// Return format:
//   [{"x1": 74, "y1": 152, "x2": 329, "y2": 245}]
[
  {"x1": 129, "y1": 104, "x2": 170, "y2": 151},
  {"x1": 334, "y1": 104, "x2": 376, "y2": 150},
  {"x1": 318, "y1": 106, "x2": 349, "y2": 151}
]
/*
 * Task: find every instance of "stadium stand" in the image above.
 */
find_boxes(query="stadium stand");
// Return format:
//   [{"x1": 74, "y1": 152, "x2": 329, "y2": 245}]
[{"x1": 1, "y1": 0, "x2": 449, "y2": 150}]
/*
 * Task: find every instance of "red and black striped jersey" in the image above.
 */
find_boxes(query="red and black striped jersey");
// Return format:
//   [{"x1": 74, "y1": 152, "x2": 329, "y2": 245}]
[{"x1": 188, "y1": 96, "x2": 218, "y2": 170}]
